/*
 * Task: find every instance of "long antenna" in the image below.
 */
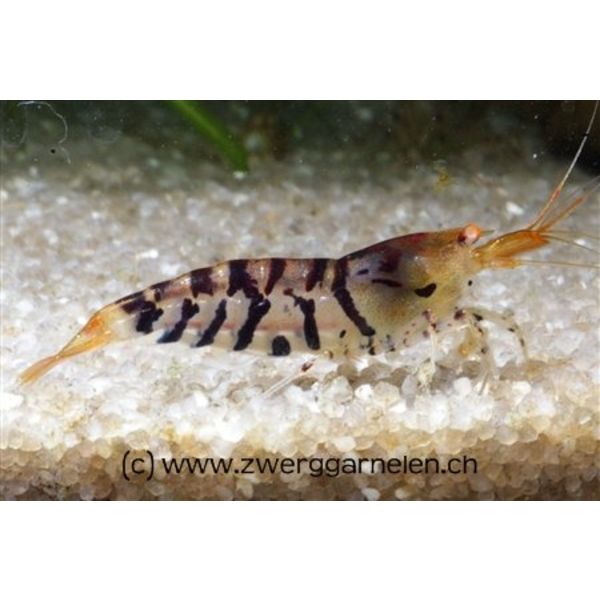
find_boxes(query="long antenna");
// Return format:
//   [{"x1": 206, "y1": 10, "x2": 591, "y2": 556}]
[{"x1": 529, "y1": 100, "x2": 599, "y2": 231}]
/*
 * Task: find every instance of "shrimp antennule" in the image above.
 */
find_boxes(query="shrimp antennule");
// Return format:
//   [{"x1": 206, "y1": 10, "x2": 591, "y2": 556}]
[{"x1": 474, "y1": 101, "x2": 599, "y2": 270}]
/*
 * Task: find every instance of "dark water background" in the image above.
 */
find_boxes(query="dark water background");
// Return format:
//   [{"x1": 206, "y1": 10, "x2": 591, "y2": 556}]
[{"x1": 1, "y1": 100, "x2": 598, "y2": 178}]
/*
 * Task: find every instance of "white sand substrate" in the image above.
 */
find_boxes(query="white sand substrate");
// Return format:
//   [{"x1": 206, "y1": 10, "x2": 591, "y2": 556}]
[{"x1": 1, "y1": 136, "x2": 598, "y2": 499}]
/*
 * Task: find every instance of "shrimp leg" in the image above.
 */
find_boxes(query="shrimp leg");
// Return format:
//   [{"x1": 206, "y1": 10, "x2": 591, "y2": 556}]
[{"x1": 461, "y1": 307, "x2": 528, "y2": 361}]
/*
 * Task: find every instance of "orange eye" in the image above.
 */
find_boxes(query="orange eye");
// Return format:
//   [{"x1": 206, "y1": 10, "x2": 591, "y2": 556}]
[{"x1": 458, "y1": 224, "x2": 481, "y2": 245}]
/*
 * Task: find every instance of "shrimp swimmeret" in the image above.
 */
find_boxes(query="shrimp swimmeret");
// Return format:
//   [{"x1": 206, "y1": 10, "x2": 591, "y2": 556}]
[{"x1": 19, "y1": 103, "x2": 599, "y2": 386}]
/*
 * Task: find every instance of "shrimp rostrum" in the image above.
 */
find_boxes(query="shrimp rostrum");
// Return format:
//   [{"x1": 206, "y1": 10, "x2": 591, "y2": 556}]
[{"x1": 19, "y1": 104, "x2": 599, "y2": 386}]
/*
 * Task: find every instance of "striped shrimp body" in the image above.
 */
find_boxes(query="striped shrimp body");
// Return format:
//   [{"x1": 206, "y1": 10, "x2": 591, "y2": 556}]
[{"x1": 19, "y1": 104, "x2": 599, "y2": 385}]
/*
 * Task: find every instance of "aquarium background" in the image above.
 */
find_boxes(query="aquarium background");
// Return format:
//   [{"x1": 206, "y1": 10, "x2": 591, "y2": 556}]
[
  {"x1": 2, "y1": 101, "x2": 599, "y2": 174},
  {"x1": 1, "y1": 100, "x2": 598, "y2": 500}
]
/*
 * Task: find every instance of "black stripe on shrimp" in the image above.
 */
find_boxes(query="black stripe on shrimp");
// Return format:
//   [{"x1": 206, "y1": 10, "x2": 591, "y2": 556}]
[
  {"x1": 283, "y1": 288, "x2": 320, "y2": 350},
  {"x1": 233, "y1": 296, "x2": 271, "y2": 351},
  {"x1": 158, "y1": 298, "x2": 199, "y2": 344},
  {"x1": 196, "y1": 300, "x2": 228, "y2": 347}
]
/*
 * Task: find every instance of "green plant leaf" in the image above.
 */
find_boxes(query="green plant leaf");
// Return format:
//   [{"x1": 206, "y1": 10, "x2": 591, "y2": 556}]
[{"x1": 168, "y1": 100, "x2": 248, "y2": 172}]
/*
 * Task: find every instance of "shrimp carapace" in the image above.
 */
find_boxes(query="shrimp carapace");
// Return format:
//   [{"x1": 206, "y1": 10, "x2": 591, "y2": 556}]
[{"x1": 19, "y1": 102, "x2": 599, "y2": 386}]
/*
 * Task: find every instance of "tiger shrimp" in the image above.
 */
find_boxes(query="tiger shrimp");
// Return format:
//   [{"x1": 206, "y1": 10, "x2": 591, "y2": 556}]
[{"x1": 19, "y1": 103, "x2": 599, "y2": 386}]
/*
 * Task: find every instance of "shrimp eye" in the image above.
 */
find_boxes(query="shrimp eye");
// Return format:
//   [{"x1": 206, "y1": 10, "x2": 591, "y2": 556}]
[{"x1": 458, "y1": 224, "x2": 481, "y2": 245}]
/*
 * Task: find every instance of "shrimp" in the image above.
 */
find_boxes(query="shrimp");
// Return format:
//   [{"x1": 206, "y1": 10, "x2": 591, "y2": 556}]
[{"x1": 19, "y1": 103, "x2": 599, "y2": 386}]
